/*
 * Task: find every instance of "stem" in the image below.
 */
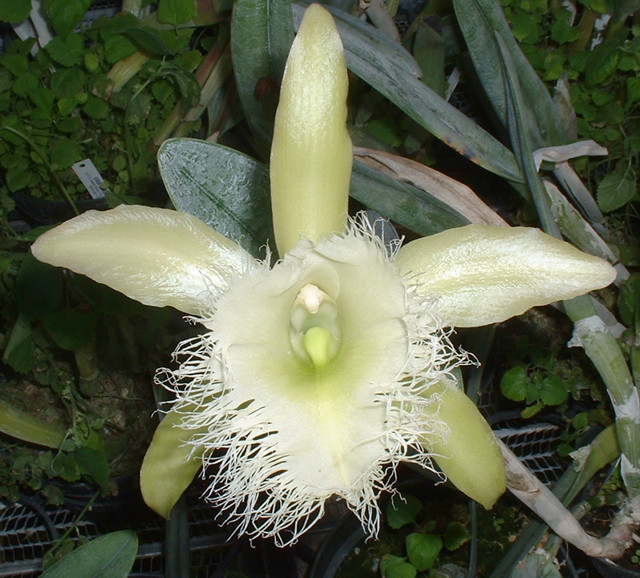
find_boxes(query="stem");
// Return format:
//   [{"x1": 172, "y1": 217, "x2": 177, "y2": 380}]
[
  {"x1": 552, "y1": 163, "x2": 606, "y2": 232},
  {"x1": 363, "y1": 0, "x2": 401, "y2": 41},
  {"x1": 500, "y1": 439, "x2": 635, "y2": 559},
  {"x1": 570, "y1": 8, "x2": 597, "y2": 54},
  {"x1": 166, "y1": 494, "x2": 190, "y2": 578},
  {"x1": 491, "y1": 426, "x2": 620, "y2": 576},
  {"x1": 153, "y1": 43, "x2": 231, "y2": 146},
  {"x1": 1, "y1": 125, "x2": 79, "y2": 216},
  {"x1": 43, "y1": 491, "x2": 99, "y2": 565},
  {"x1": 565, "y1": 295, "x2": 640, "y2": 499},
  {"x1": 123, "y1": 71, "x2": 158, "y2": 186}
]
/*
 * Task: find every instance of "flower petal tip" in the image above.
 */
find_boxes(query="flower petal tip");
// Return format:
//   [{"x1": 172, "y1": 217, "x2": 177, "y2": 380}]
[
  {"x1": 270, "y1": 3, "x2": 352, "y2": 255},
  {"x1": 397, "y1": 224, "x2": 618, "y2": 328},
  {"x1": 30, "y1": 205, "x2": 252, "y2": 315},
  {"x1": 423, "y1": 383, "x2": 506, "y2": 509}
]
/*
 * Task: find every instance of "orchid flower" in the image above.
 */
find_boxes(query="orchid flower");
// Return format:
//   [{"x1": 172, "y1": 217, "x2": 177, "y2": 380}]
[{"x1": 31, "y1": 4, "x2": 615, "y2": 547}]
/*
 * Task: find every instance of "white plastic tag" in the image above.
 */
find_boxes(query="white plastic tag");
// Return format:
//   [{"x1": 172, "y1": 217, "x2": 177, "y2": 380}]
[{"x1": 72, "y1": 159, "x2": 106, "y2": 199}]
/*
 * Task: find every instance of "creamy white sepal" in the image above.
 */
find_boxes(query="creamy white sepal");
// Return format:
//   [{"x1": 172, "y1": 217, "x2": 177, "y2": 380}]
[
  {"x1": 270, "y1": 4, "x2": 352, "y2": 255},
  {"x1": 396, "y1": 224, "x2": 616, "y2": 327},
  {"x1": 31, "y1": 205, "x2": 253, "y2": 315}
]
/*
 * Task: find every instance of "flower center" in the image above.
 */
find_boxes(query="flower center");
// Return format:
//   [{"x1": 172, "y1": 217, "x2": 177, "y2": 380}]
[{"x1": 290, "y1": 283, "x2": 341, "y2": 368}]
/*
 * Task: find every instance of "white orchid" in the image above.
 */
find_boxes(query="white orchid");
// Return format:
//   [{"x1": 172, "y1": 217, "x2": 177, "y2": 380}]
[{"x1": 31, "y1": 4, "x2": 615, "y2": 547}]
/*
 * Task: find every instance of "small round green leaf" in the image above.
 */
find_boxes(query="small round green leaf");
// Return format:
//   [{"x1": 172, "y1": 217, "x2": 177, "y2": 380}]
[
  {"x1": 405, "y1": 532, "x2": 443, "y2": 571},
  {"x1": 443, "y1": 521, "x2": 471, "y2": 551},
  {"x1": 49, "y1": 138, "x2": 82, "y2": 169},
  {"x1": 12, "y1": 72, "x2": 38, "y2": 96},
  {"x1": 540, "y1": 375, "x2": 569, "y2": 406},
  {"x1": 386, "y1": 493, "x2": 422, "y2": 529},
  {"x1": 157, "y1": 0, "x2": 196, "y2": 26},
  {"x1": 380, "y1": 554, "x2": 417, "y2": 578},
  {"x1": 83, "y1": 95, "x2": 109, "y2": 120},
  {"x1": 597, "y1": 171, "x2": 637, "y2": 213},
  {"x1": 45, "y1": 33, "x2": 84, "y2": 67},
  {"x1": 45, "y1": 0, "x2": 92, "y2": 37},
  {"x1": 0, "y1": 0, "x2": 31, "y2": 23},
  {"x1": 500, "y1": 365, "x2": 528, "y2": 402}
]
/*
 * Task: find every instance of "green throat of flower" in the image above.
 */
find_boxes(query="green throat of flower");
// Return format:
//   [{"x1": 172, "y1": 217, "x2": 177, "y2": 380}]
[{"x1": 289, "y1": 283, "x2": 341, "y2": 369}]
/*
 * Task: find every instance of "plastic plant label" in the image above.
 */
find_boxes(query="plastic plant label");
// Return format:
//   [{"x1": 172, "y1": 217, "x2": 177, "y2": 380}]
[{"x1": 72, "y1": 159, "x2": 106, "y2": 199}]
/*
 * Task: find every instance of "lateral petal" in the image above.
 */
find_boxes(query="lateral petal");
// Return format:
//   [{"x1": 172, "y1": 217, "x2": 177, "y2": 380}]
[
  {"x1": 31, "y1": 205, "x2": 253, "y2": 315},
  {"x1": 397, "y1": 224, "x2": 616, "y2": 327},
  {"x1": 423, "y1": 382, "x2": 505, "y2": 510},
  {"x1": 140, "y1": 407, "x2": 204, "y2": 519}
]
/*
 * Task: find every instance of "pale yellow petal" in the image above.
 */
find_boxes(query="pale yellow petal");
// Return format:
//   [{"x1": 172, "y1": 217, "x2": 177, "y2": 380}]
[
  {"x1": 140, "y1": 408, "x2": 204, "y2": 519},
  {"x1": 31, "y1": 205, "x2": 252, "y2": 315},
  {"x1": 270, "y1": 4, "x2": 352, "y2": 255},
  {"x1": 423, "y1": 382, "x2": 506, "y2": 509},
  {"x1": 397, "y1": 224, "x2": 616, "y2": 327}
]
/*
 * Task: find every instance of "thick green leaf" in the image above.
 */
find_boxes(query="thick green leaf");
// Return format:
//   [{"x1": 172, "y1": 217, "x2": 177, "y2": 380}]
[
  {"x1": 2, "y1": 314, "x2": 35, "y2": 374},
  {"x1": 0, "y1": 400, "x2": 66, "y2": 448},
  {"x1": 266, "y1": 0, "x2": 294, "y2": 84},
  {"x1": 292, "y1": 4, "x2": 522, "y2": 183},
  {"x1": 16, "y1": 255, "x2": 64, "y2": 320},
  {"x1": 618, "y1": 274, "x2": 640, "y2": 328},
  {"x1": 351, "y1": 160, "x2": 468, "y2": 236},
  {"x1": 231, "y1": 0, "x2": 293, "y2": 156},
  {"x1": 512, "y1": 551, "x2": 563, "y2": 578},
  {"x1": 159, "y1": 139, "x2": 468, "y2": 253},
  {"x1": 158, "y1": 138, "x2": 273, "y2": 257},
  {"x1": 452, "y1": 0, "x2": 565, "y2": 148},
  {"x1": 553, "y1": 164, "x2": 606, "y2": 229},
  {"x1": 497, "y1": 34, "x2": 557, "y2": 234},
  {"x1": 42, "y1": 308, "x2": 97, "y2": 352},
  {"x1": 41, "y1": 531, "x2": 138, "y2": 578}
]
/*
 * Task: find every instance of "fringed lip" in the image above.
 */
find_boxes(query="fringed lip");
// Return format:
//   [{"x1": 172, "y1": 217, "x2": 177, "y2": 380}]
[{"x1": 160, "y1": 219, "x2": 465, "y2": 545}]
